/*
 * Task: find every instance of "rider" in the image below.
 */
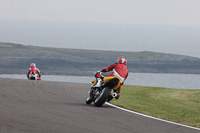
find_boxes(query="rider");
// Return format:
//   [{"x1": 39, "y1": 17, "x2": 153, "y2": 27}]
[
  {"x1": 94, "y1": 57, "x2": 128, "y2": 99},
  {"x1": 27, "y1": 63, "x2": 41, "y2": 79}
]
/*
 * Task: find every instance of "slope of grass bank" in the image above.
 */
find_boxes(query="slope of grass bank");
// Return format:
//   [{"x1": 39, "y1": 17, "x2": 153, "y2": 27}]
[
  {"x1": 1, "y1": 43, "x2": 200, "y2": 75},
  {"x1": 110, "y1": 85, "x2": 200, "y2": 128}
]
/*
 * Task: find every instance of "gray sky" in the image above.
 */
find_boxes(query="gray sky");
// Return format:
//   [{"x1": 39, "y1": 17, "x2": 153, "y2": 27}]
[
  {"x1": 0, "y1": 0, "x2": 200, "y2": 58},
  {"x1": 0, "y1": 0, "x2": 200, "y2": 26}
]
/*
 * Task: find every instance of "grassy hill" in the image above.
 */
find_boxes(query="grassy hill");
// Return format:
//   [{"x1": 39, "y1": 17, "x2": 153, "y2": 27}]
[
  {"x1": 111, "y1": 85, "x2": 200, "y2": 128},
  {"x1": 0, "y1": 42, "x2": 200, "y2": 75}
]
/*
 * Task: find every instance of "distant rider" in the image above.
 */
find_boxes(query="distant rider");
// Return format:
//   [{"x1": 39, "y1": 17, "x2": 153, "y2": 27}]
[
  {"x1": 94, "y1": 57, "x2": 128, "y2": 99},
  {"x1": 27, "y1": 63, "x2": 41, "y2": 80}
]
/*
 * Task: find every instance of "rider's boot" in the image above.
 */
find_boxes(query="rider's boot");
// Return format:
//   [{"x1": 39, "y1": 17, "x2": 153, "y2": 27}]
[
  {"x1": 115, "y1": 93, "x2": 120, "y2": 99},
  {"x1": 93, "y1": 78, "x2": 102, "y2": 87}
]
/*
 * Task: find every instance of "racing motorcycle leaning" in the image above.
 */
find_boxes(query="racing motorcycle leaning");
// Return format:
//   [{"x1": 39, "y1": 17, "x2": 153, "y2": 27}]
[
  {"x1": 28, "y1": 72, "x2": 41, "y2": 80},
  {"x1": 86, "y1": 72, "x2": 120, "y2": 107}
]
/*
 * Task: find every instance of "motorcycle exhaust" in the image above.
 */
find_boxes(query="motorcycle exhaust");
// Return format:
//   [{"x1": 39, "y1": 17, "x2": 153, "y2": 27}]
[{"x1": 111, "y1": 92, "x2": 118, "y2": 98}]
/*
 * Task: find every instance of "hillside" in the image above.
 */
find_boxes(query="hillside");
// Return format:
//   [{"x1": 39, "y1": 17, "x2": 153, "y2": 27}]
[{"x1": 0, "y1": 42, "x2": 200, "y2": 75}]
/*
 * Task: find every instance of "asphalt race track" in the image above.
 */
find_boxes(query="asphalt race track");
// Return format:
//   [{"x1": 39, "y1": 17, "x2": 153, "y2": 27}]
[{"x1": 0, "y1": 78, "x2": 199, "y2": 133}]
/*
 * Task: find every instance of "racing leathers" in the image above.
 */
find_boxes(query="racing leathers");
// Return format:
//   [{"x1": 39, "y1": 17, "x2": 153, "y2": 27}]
[
  {"x1": 27, "y1": 66, "x2": 41, "y2": 79},
  {"x1": 95, "y1": 62, "x2": 128, "y2": 99}
]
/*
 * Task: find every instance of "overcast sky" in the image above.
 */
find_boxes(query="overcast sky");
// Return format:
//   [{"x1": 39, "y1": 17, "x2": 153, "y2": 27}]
[
  {"x1": 1, "y1": 0, "x2": 200, "y2": 26},
  {"x1": 0, "y1": 0, "x2": 200, "y2": 58}
]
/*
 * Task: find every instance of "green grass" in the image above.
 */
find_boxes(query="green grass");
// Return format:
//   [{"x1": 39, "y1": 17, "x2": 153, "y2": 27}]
[{"x1": 110, "y1": 85, "x2": 200, "y2": 128}]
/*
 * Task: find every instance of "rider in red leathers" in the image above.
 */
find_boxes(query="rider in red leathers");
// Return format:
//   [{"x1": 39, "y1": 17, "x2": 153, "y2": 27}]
[
  {"x1": 94, "y1": 57, "x2": 128, "y2": 99},
  {"x1": 27, "y1": 63, "x2": 41, "y2": 80}
]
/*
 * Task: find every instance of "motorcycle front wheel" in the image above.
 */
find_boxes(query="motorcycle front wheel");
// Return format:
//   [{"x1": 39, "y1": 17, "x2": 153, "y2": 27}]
[{"x1": 86, "y1": 97, "x2": 92, "y2": 104}]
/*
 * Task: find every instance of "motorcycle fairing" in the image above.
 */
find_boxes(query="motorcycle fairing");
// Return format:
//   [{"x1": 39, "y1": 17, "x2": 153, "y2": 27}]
[{"x1": 102, "y1": 76, "x2": 120, "y2": 90}]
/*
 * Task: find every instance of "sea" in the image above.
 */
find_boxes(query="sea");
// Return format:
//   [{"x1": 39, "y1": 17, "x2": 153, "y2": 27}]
[{"x1": 0, "y1": 73, "x2": 199, "y2": 89}]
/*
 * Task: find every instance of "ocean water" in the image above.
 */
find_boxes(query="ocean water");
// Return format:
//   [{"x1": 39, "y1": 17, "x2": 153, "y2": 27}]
[{"x1": 0, "y1": 73, "x2": 199, "y2": 89}]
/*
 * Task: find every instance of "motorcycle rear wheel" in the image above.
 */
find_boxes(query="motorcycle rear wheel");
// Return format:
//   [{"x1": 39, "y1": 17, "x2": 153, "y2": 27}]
[
  {"x1": 107, "y1": 95, "x2": 113, "y2": 102},
  {"x1": 94, "y1": 87, "x2": 111, "y2": 107}
]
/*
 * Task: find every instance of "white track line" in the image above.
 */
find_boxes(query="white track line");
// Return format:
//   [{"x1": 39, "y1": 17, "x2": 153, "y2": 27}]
[{"x1": 106, "y1": 102, "x2": 200, "y2": 131}]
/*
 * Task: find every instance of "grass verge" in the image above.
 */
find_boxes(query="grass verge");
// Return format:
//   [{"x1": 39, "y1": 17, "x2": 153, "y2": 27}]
[{"x1": 110, "y1": 85, "x2": 200, "y2": 128}]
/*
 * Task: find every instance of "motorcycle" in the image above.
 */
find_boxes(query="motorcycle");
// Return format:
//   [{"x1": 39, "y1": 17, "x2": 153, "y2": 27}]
[
  {"x1": 28, "y1": 72, "x2": 41, "y2": 80},
  {"x1": 86, "y1": 72, "x2": 120, "y2": 107}
]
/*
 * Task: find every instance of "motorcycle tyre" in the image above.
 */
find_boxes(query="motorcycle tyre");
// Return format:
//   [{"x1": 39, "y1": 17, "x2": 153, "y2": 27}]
[
  {"x1": 86, "y1": 97, "x2": 93, "y2": 104},
  {"x1": 29, "y1": 78, "x2": 36, "y2": 80},
  {"x1": 107, "y1": 95, "x2": 113, "y2": 102},
  {"x1": 94, "y1": 87, "x2": 111, "y2": 107}
]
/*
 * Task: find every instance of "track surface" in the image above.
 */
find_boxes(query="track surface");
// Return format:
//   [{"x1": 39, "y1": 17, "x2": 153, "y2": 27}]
[{"x1": 0, "y1": 78, "x2": 199, "y2": 133}]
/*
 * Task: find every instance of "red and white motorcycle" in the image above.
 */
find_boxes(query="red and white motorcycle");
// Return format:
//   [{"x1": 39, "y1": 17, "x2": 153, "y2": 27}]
[{"x1": 28, "y1": 72, "x2": 41, "y2": 80}]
